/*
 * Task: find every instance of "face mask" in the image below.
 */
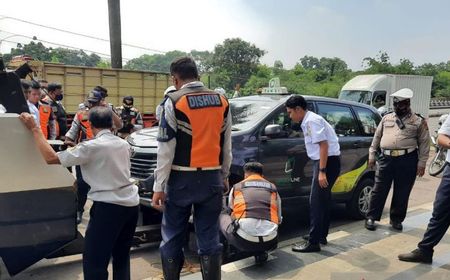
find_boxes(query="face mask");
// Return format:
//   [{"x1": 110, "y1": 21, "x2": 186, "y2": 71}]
[
  {"x1": 393, "y1": 100, "x2": 409, "y2": 117},
  {"x1": 55, "y1": 94, "x2": 63, "y2": 101}
]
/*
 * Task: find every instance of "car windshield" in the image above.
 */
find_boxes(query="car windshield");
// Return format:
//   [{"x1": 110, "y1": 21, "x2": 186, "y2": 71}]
[
  {"x1": 339, "y1": 90, "x2": 372, "y2": 105},
  {"x1": 230, "y1": 98, "x2": 279, "y2": 131}
]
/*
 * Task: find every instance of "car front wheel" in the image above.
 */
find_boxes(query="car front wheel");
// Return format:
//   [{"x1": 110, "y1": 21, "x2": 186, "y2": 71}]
[{"x1": 346, "y1": 178, "x2": 374, "y2": 220}]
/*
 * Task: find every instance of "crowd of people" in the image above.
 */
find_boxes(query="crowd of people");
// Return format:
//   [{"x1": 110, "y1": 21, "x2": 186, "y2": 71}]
[{"x1": 10, "y1": 56, "x2": 450, "y2": 280}]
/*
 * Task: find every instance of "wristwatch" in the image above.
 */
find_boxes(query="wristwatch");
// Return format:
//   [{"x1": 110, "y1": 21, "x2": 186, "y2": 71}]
[{"x1": 319, "y1": 168, "x2": 327, "y2": 173}]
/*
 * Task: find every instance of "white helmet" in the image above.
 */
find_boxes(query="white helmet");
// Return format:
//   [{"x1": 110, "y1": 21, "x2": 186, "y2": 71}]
[
  {"x1": 214, "y1": 87, "x2": 226, "y2": 95},
  {"x1": 164, "y1": 86, "x2": 177, "y2": 96}
]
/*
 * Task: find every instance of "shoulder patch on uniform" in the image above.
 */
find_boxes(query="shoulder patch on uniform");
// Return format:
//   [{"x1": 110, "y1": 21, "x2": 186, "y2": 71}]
[
  {"x1": 243, "y1": 181, "x2": 273, "y2": 190},
  {"x1": 186, "y1": 94, "x2": 222, "y2": 109},
  {"x1": 415, "y1": 113, "x2": 425, "y2": 120}
]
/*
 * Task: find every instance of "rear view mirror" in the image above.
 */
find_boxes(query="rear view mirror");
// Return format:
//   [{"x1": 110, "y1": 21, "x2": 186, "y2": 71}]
[{"x1": 264, "y1": 124, "x2": 283, "y2": 138}]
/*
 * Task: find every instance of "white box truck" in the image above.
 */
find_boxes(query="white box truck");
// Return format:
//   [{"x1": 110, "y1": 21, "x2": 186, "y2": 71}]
[{"x1": 338, "y1": 74, "x2": 433, "y2": 118}]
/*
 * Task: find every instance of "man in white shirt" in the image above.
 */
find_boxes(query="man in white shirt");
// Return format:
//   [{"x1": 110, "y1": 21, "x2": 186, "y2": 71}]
[
  {"x1": 19, "y1": 106, "x2": 139, "y2": 280},
  {"x1": 23, "y1": 80, "x2": 40, "y2": 127},
  {"x1": 286, "y1": 95, "x2": 341, "y2": 253},
  {"x1": 220, "y1": 162, "x2": 281, "y2": 264}
]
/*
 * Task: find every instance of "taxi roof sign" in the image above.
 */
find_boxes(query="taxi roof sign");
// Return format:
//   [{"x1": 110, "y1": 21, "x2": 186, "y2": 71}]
[{"x1": 261, "y1": 77, "x2": 289, "y2": 94}]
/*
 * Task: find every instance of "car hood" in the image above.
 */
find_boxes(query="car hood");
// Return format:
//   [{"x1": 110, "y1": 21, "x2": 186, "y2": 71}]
[{"x1": 127, "y1": 127, "x2": 158, "y2": 147}]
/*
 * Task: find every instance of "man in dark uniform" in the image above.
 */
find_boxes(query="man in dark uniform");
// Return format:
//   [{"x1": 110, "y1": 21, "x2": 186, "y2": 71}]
[
  {"x1": 116, "y1": 96, "x2": 143, "y2": 139},
  {"x1": 152, "y1": 57, "x2": 232, "y2": 279},
  {"x1": 398, "y1": 114, "x2": 450, "y2": 264},
  {"x1": 365, "y1": 88, "x2": 430, "y2": 231}
]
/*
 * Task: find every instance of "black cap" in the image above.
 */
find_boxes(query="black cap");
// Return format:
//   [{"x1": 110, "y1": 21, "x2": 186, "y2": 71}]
[
  {"x1": 48, "y1": 82, "x2": 62, "y2": 92},
  {"x1": 94, "y1": 85, "x2": 108, "y2": 98}
]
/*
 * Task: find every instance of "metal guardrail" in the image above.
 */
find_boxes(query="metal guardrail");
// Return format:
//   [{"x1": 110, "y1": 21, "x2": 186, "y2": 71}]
[{"x1": 430, "y1": 100, "x2": 450, "y2": 109}]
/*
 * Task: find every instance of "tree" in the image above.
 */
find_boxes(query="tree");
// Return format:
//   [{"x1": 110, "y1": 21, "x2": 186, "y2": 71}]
[
  {"x1": 3, "y1": 41, "x2": 101, "y2": 66},
  {"x1": 394, "y1": 58, "x2": 415, "y2": 74},
  {"x1": 190, "y1": 50, "x2": 213, "y2": 73},
  {"x1": 124, "y1": 50, "x2": 187, "y2": 72},
  {"x1": 299, "y1": 55, "x2": 320, "y2": 70},
  {"x1": 210, "y1": 38, "x2": 265, "y2": 91},
  {"x1": 362, "y1": 51, "x2": 394, "y2": 73},
  {"x1": 3, "y1": 41, "x2": 52, "y2": 62}
]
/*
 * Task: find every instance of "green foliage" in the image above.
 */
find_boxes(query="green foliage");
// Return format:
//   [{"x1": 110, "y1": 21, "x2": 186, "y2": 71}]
[
  {"x1": 210, "y1": 38, "x2": 265, "y2": 91},
  {"x1": 3, "y1": 40, "x2": 450, "y2": 98},
  {"x1": 124, "y1": 50, "x2": 187, "y2": 72},
  {"x1": 3, "y1": 41, "x2": 101, "y2": 66}
]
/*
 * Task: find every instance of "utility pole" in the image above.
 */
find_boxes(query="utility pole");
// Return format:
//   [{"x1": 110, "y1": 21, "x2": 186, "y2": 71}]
[{"x1": 107, "y1": 0, "x2": 122, "y2": 68}]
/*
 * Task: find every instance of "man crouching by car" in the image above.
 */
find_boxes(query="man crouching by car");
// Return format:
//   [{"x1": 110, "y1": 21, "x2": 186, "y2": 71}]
[
  {"x1": 19, "y1": 107, "x2": 139, "y2": 280},
  {"x1": 219, "y1": 162, "x2": 282, "y2": 264}
]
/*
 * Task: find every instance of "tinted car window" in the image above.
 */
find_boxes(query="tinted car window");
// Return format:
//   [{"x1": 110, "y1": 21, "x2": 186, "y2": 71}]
[
  {"x1": 317, "y1": 103, "x2": 358, "y2": 136},
  {"x1": 354, "y1": 106, "x2": 379, "y2": 136},
  {"x1": 264, "y1": 109, "x2": 303, "y2": 138},
  {"x1": 230, "y1": 98, "x2": 278, "y2": 131}
]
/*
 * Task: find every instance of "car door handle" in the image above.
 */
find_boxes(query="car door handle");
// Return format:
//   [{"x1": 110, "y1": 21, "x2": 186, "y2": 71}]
[{"x1": 353, "y1": 141, "x2": 361, "y2": 148}]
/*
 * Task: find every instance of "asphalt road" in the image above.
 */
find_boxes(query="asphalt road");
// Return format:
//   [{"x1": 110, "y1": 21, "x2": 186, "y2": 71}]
[{"x1": 6, "y1": 109, "x2": 449, "y2": 280}]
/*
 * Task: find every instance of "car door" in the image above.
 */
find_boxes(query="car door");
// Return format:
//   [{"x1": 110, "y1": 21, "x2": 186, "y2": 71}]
[
  {"x1": 257, "y1": 103, "x2": 315, "y2": 201},
  {"x1": 315, "y1": 102, "x2": 367, "y2": 179},
  {"x1": 0, "y1": 116, "x2": 77, "y2": 277},
  {"x1": 353, "y1": 105, "x2": 381, "y2": 160}
]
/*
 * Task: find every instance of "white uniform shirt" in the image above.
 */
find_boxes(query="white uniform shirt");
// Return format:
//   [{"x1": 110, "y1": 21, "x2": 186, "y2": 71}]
[
  {"x1": 57, "y1": 129, "x2": 139, "y2": 207},
  {"x1": 438, "y1": 115, "x2": 450, "y2": 163},
  {"x1": 301, "y1": 111, "x2": 340, "y2": 160},
  {"x1": 27, "y1": 100, "x2": 40, "y2": 127}
]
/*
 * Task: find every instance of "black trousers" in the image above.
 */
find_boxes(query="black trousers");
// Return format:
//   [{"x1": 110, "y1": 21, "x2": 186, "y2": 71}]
[
  {"x1": 308, "y1": 156, "x2": 341, "y2": 244},
  {"x1": 418, "y1": 165, "x2": 450, "y2": 254},
  {"x1": 367, "y1": 151, "x2": 418, "y2": 222},
  {"x1": 83, "y1": 201, "x2": 139, "y2": 280},
  {"x1": 219, "y1": 214, "x2": 278, "y2": 253},
  {"x1": 76, "y1": 165, "x2": 91, "y2": 213}
]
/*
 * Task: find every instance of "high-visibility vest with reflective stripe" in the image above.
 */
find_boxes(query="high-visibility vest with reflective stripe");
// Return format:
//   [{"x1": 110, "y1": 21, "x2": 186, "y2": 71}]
[
  {"x1": 77, "y1": 110, "x2": 93, "y2": 141},
  {"x1": 232, "y1": 174, "x2": 279, "y2": 224},
  {"x1": 39, "y1": 102, "x2": 52, "y2": 139},
  {"x1": 168, "y1": 87, "x2": 229, "y2": 168}
]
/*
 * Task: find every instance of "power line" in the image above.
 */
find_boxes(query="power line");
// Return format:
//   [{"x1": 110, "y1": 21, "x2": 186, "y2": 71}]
[
  {"x1": 0, "y1": 15, "x2": 166, "y2": 54},
  {"x1": 1, "y1": 35, "x2": 131, "y2": 61}
]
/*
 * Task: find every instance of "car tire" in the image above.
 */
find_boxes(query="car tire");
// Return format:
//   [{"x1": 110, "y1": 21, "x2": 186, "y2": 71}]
[{"x1": 346, "y1": 178, "x2": 374, "y2": 220}]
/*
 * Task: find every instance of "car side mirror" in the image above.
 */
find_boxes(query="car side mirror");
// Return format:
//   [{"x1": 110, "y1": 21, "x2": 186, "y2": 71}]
[{"x1": 264, "y1": 124, "x2": 283, "y2": 138}]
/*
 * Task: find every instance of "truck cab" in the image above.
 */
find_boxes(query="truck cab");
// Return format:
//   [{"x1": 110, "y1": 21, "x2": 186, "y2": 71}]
[{"x1": 339, "y1": 74, "x2": 433, "y2": 117}]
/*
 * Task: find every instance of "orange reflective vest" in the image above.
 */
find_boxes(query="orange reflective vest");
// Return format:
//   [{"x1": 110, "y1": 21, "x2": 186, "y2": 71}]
[
  {"x1": 77, "y1": 111, "x2": 93, "y2": 141},
  {"x1": 232, "y1": 174, "x2": 279, "y2": 224},
  {"x1": 39, "y1": 102, "x2": 52, "y2": 139},
  {"x1": 168, "y1": 86, "x2": 229, "y2": 168}
]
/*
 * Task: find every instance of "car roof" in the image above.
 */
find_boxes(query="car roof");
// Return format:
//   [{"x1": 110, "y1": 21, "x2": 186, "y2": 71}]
[{"x1": 231, "y1": 94, "x2": 378, "y2": 113}]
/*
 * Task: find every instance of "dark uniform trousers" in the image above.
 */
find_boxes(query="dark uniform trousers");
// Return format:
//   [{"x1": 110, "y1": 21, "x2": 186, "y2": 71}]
[
  {"x1": 75, "y1": 165, "x2": 91, "y2": 213},
  {"x1": 309, "y1": 156, "x2": 341, "y2": 244},
  {"x1": 418, "y1": 165, "x2": 450, "y2": 254},
  {"x1": 83, "y1": 201, "x2": 139, "y2": 280},
  {"x1": 219, "y1": 214, "x2": 277, "y2": 253},
  {"x1": 160, "y1": 170, "x2": 224, "y2": 262},
  {"x1": 367, "y1": 151, "x2": 418, "y2": 223}
]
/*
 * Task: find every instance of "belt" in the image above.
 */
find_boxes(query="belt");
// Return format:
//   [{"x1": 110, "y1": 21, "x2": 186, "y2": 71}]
[
  {"x1": 382, "y1": 148, "x2": 416, "y2": 157},
  {"x1": 171, "y1": 165, "x2": 222, "y2": 171},
  {"x1": 235, "y1": 228, "x2": 277, "y2": 243}
]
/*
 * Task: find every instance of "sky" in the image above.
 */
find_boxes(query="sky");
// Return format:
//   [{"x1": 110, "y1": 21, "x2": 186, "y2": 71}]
[{"x1": 0, "y1": 0, "x2": 449, "y2": 70}]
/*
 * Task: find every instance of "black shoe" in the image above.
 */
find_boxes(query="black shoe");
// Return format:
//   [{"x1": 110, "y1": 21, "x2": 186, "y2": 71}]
[
  {"x1": 302, "y1": 235, "x2": 327, "y2": 245},
  {"x1": 390, "y1": 220, "x2": 403, "y2": 231},
  {"x1": 162, "y1": 256, "x2": 184, "y2": 280},
  {"x1": 200, "y1": 253, "x2": 222, "y2": 280},
  {"x1": 398, "y1": 249, "x2": 432, "y2": 264},
  {"x1": 254, "y1": 252, "x2": 269, "y2": 265},
  {"x1": 292, "y1": 241, "x2": 321, "y2": 253},
  {"x1": 365, "y1": 219, "x2": 376, "y2": 231}
]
